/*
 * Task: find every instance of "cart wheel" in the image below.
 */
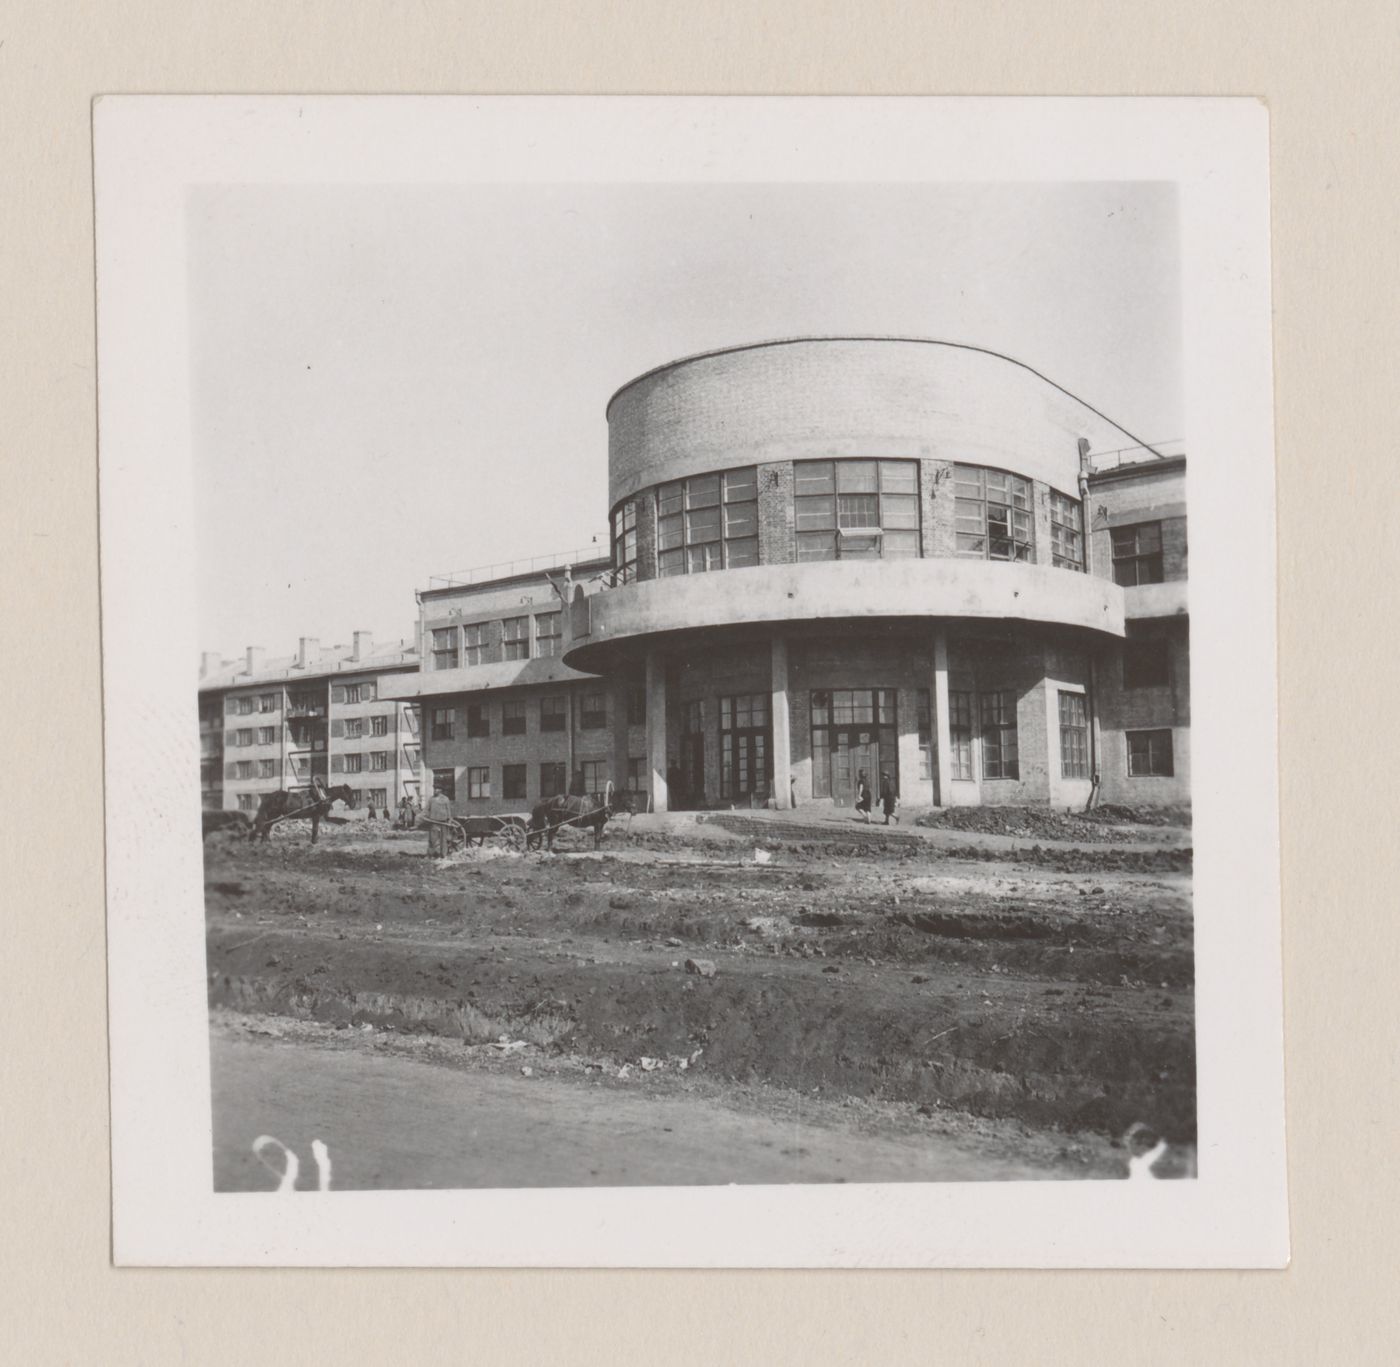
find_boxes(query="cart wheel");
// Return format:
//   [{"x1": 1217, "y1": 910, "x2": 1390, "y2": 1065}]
[
  {"x1": 502, "y1": 820, "x2": 526, "y2": 852},
  {"x1": 448, "y1": 821, "x2": 467, "y2": 853}
]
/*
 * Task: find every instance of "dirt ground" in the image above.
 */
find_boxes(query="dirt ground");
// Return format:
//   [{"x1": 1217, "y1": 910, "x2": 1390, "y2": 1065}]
[{"x1": 204, "y1": 809, "x2": 1194, "y2": 1180}]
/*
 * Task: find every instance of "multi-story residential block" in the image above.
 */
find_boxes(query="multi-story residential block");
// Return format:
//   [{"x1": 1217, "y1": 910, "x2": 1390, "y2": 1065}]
[{"x1": 197, "y1": 633, "x2": 422, "y2": 815}]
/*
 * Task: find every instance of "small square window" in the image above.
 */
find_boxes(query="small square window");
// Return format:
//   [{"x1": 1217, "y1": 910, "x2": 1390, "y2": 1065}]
[{"x1": 1127, "y1": 729, "x2": 1174, "y2": 777}]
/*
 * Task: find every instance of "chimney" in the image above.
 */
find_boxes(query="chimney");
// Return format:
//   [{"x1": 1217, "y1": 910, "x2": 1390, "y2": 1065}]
[
  {"x1": 298, "y1": 637, "x2": 319, "y2": 669},
  {"x1": 245, "y1": 646, "x2": 266, "y2": 675},
  {"x1": 199, "y1": 651, "x2": 222, "y2": 679},
  {"x1": 352, "y1": 630, "x2": 373, "y2": 662}
]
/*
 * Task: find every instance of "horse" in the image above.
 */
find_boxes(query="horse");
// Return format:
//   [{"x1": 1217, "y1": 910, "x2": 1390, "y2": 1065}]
[
  {"x1": 202, "y1": 809, "x2": 253, "y2": 841},
  {"x1": 527, "y1": 785, "x2": 634, "y2": 852},
  {"x1": 249, "y1": 784, "x2": 354, "y2": 844}
]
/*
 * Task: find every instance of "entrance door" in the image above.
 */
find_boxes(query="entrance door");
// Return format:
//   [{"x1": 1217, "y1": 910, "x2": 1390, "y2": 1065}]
[
  {"x1": 681, "y1": 731, "x2": 704, "y2": 807},
  {"x1": 830, "y1": 729, "x2": 880, "y2": 806}
]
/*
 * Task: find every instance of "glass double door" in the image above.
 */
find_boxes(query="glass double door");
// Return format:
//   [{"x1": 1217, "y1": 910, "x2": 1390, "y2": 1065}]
[{"x1": 829, "y1": 729, "x2": 881, "y2": 806}]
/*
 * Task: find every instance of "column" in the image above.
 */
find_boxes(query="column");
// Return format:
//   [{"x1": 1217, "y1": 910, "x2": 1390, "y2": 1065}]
[
  {"x1": 646, "y1": 650, "x2": 668, "y2": 813},
  {"x1": 932, "y1": 627, "x2": 954, "y2": 807},
  {"x1": 609, "y1": 676, "x2": 631, "y2": 801},
  {"x1": 770, "y1": 636, "x2": 792, "y2": 809}
]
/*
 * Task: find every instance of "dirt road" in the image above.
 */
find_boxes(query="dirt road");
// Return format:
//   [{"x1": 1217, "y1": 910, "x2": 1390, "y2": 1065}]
[{"x1": 212, "y1": 1020, "x2": 1105, "y2": 1190}]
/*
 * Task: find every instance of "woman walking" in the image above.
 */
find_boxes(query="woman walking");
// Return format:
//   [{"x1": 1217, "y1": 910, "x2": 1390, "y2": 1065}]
[{"x1": 855, "y1": 769, "x2": 873, "y2": 823}]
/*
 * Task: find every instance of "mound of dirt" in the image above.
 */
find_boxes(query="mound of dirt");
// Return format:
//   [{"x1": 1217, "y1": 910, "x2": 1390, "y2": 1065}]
[{"x1": 915, "y1": 805, "x2": 1162, "y2": 843}]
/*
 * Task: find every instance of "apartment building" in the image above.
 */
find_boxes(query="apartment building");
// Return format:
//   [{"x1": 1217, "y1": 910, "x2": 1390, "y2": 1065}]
[{"x1": 197, "y1": 633, "x2": 423, "y2": 815}]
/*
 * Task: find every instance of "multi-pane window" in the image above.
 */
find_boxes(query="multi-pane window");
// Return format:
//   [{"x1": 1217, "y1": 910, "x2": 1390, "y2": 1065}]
[
  {"x1": 343, "y1": 718, "x2": 364, "y2": 739},
  {"x1": 462, "y1": 622, "x2": 489, "y2": 666},
  {"x1": 949, "y1": 691, "x2": 975, "y2": 781},
  {"x1": 237, "y1": 697, "x2": 255, "y2": 715},
  {"x1": 1112, "y1": 522, "x2": 1165, "y2": 586},
  {"x1": 258, "y1": 758, "x2": 277, "y2": 779},
  {"x1": 954, "y1": 465, "x2": 1034, "y2": 561},
  {"x1": 237, "y1": 793, "x2": 258, "y2": 811},
  {"x1": 344, "y1": 683, "x2": 373, "y2": 704},
  {"x1": 236, "y1": 728, "x2": 254, "y2": 747},
  {"x1": 502, "y1": 699, "x2": 527, "y2": 736},
  {"x1": 258, "y1": 726, "x2": 276, "y2": 744},
  {"x1": 235, "y1": 761, "x2": 253, "y2": 779},
  {"x1": 1123, "y1": 637, "x2": 1171, "y2": 688},
  {"x1": 980, "y1": 691, "x2": 1020, "y2": 780},
  {"x1": 367, "y1": 789, "x2": 387, "y2": 809},
  {"x1": 432, "y1": 767, "x2": 456, "y2": 801},
  {"x1": 258, "y1": 693, "x2": 279, "y2": 713},
  {"x1": 288, "y1": 690, "x2": 323, "y2": 716},
  {"x1": 1049, "y1": 490, "x2": 1085, "y2": 570},
  {"x1": 627, "y1": 685, "x2": 646, "y2": 727},
  {"x1": 502, "y1": 616, "x2": 530, "y2": 661},
  {"x1": 611, "y1": 499, "x2": 638, "y2": 584},
  {"x1": 657, "y1": 466, "x2": 759, "y2": 576},
  {"x1": 580, "y1": 760, "x2": 607, "y2": 795},
  {"x1": 1059, "y1": 692, "x2": 1089, "y2": 779},
  {"x1": 370, "y1": 751, "x2": 389, "y2": 771},
  {"x1": 579, "y1": 691, "x2": 606, "y2": 730},
  {"x1": 808, "y1": 689, "x2": 898, "y2": 800},
  {"x1": 540, "y1": 695, "x2": 567, "y2": 732},
  {"x1": 467, "y1": 766, "x2": 490, "y2": 799},
  {"x1": 535, "y1": 612, "x2": 562, "y2": 658},
  {"x1": 1127, "y1": 729, "x2": 1174, "y2": 777},
  {"x1": 502, "y1": 764, "x2": 527, "y2": 800},
  {"x1": 465, "y1": 702, "x2": 489, "y2": 738},
  {"x1": 794, "y1": 459, "x2": 920, "y2": 562},
  {"x1": 370, "y1": 715, "x2": 389, "y2": 736},
  {"x1": 343, "y1": 753, "x2": 363, "y2": 774},
  {"x1": 431, "y1": 627, "x2": 459, "y2": 671},
  {"x1": 627, "y1": 757, "x2": 647, "y2": 794},
  {"x1": 539, "y1": 762, "x2": 566, "y2": 798},
  {"x1": 720, "y1": 694, "x2": 770, "y2": 800},
  {"x1": 431, "y1": 707, "x2": 454, "y2": 740},
  {"x1": 917, "y1": 690, "x2": 933, "y2": 781}
]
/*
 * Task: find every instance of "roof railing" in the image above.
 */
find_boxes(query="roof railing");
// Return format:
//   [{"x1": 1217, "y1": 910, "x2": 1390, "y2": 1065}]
[
  {"x1": 426, "y1": 540, "x2": 611, "y2": 590},
  {"x1": 1087, "y1": 441, "x2": 1186, "y2": 473}
]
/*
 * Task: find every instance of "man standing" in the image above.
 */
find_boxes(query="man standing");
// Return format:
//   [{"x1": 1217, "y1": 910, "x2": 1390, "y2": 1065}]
[
  {"x1": 879, "y1": 771, "x2": 899, "y2": 825},
  {"x1": 427, "y1": 782, "x2": 453, "y2": 857}
]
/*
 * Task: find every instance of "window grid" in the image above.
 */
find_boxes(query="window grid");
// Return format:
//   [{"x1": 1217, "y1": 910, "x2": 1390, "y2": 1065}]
[
  {"x1": 720, "y1": 693, "x2": 770, "y2": 800},
  {"x1": 1111, "y1": 522, "x2": 1165, "y2": 586},
  {"x1": 431, "y1": 708, "x2": 454, "y2": 741},
  {"x1": 954, "y1": 465, "x2": 1035, "y2": 562},
  {"x1": 1049, "y1": 490, "x2": 1085, "y2": 570},
  {"x1": 370, "y1": 715, "x2": 389, "y2": 736},
  {"x1": 370, "y1": 751, "x2": 389, "y2": 771},
  {"x1": 431, "y1": 627, "x2": 459, "y2": 671},
  {"x1": 1127, "y1": 729, "x2": 1174, "y2": 777},
  {"x1": 979, "y1": 690, "x2": 1020, "y2": 780},
  {"x1": 794, "y1": 459, "x2": 921, "y2": 562},
  {"x1": 611, "y1": 499, "x2": 638, "y2": 584},
  {"x1": 535, "y1": 612, "x2": 562, "y2": 658},
  {"x1": 916, "y1": 690, "x2": 933, "y2": 781},
  {"x1": 580, "y1": 760, "x2": 607, "y2": 795},
  {"x1": 258, "y1": 693, "x2": 279, "y2": 713},
  {"x1": 1058, "y1": 691, "x2": 1089, "y2": 779},
  {"x1": 579, "y1": 691, "x2": 606, "y2": 730},
  {"x1": 462, "y1": 622, "x2": 488, "y2": 667},
  {"x1": 467, "y1": 766, "x2": 491, "y2": 800},
  {"x1": 948, "y1": 690, "x2": 975, "y2": 781},
  {"x1": 540, "y1": 695, "x2": 567, "y2": 732},
  {"x1": 501, "y1": 616, "x2": 530, "y2": 662},
  {"x1": 656, "y1": 466, "x2": 759, "y2": 577},
  {"x1": 502, "y1": 699, "x2": 527, "y2": 736}
]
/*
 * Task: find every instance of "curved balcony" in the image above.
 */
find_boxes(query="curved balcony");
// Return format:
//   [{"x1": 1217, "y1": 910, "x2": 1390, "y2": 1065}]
[{"x1": 564, "y1": 558, "x2": 1125, "y2": 672}]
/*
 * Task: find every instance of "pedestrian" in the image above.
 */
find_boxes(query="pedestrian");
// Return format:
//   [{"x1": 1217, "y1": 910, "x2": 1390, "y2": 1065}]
[
  {"x1": 367, "y1": 806, "x2": 377, "y2": 822},
  {"x1": 880, "y1": 771, "x2": 899, "y2": 825},
  {"x1": 427, "y1": 782, "x2": 453, "y2": 857},
  {"x1": 855, "y1": 769, "x2": 872, "y2": 823}
]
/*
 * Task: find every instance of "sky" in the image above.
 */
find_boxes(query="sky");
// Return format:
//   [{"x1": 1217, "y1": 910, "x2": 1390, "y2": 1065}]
[{"x1": 189, "y1": 181, "x2": 1181, "y2": 656}]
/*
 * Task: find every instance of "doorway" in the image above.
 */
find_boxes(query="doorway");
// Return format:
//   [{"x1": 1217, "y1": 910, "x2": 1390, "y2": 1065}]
[{"x1": 829, "y1": 730, "x2": 881, "y2": 805}]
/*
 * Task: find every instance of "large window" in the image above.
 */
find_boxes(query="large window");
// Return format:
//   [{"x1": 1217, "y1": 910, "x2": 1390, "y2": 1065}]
[
  {"x1": 1049, "y1": 490, "x2": 1085, "y2": 570},
  {"x1": 1058, "y1": 691, "x2": 1089, "y2": 779},
  {"x1": 1112, "y1": 522, "x2": 1165, "y2": 586},
  {"x1": 343, "y1": 719, "x2": 363, "y2": 739},
  {"x1": 535, "y1": 612, "x2": 562, "y2": 658},
  {"x1": 949, "y1": 691, "x2": 974, "y2": 781},
  {"x1": 979, "y1": 691, "x2": 1020, "y2": 780},
  {"x1": 794, "y1": 459, "x2": 920, "y2": 562},
  {"x1": 370, "y1": 751, "x2": 389, "y2": 771},
  {"x1": 371, "y1": 715, "x2": 389, "y2": 736},
  {"x1": 430, "y1": 707, "x2": 454, "y2": 741},
  {"x1": 502, "y1": 699, "x2": 527, "y2": 736},
  {"x1": 258, "y1": 726, "x2": 276, "y2": 745},
  {"x1": 720, "y1": 694, "x2": 770, "y2": 801},
  {"x1": 235, "y1": 760, "x2": 253, "y2": 779},
  {"x1": 432, "y1": 767, "x2": 456, "y2": 801},
  {"x1": 540, "y1": 695, "x2": 567, "y2": 732},
  {"x1": 580, "y1": 759, "x2": 607, "y2": 794},
  {"x1": 502, "y1": 616, "x2": 530, "y2": 661},
  {"x1": 1127, "y1": 729, "x2": 1174, "y2": 777},
  {"x1": 431, "y1": 627, "x2": 459, "y2": 671},
  {"x1": 467, "y1": 766, "x2": 491, "y2": 799},
  {"x1": 258, "y1": 758, "x2": 277, "y2": 779},
  {"x1": 916, "y1": 690, "x2": 933, "y2": 781},
  {"x1": 462, "y1": 622, "x2": 488, "y2": 666},
  {"x1": 539, "y1": 761, "x2": 566, "y2": 798},
  {"x1": 579, "y1": 691, "x2": 606, "y2": 730},
  {"x1": 502, "y1": 764, "x2": 527, "y2": 800},
  {"x1": 465, "y1": 702, "x2": 489, "y2": 738},
  {"x1": 343, "y1": 753, "x2": 363, "y2": 774},
  {"x1": 657, "y1": 466, "x2": 758, "y2": 576},
  {"x1": 954, "y1": 465, "x2": 1034, "y2": 561},
  {"x1": 258, "y1": 693, "x2": 279, "y2": 713},
  {"x1": 611, "y1": 499, "x2": 638, "y2": 584},
  {"x1": 236, "y1": 697, "x2": 255, "y2": 715}
]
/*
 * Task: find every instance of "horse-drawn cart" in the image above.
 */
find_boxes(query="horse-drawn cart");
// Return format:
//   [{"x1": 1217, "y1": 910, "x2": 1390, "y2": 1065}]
[{"x1": 432, "y1": 812, "x2": 531, "y2": 855}]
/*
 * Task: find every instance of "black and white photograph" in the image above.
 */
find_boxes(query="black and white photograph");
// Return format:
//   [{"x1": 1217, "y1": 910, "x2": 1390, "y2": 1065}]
[{"x1": 96, "y1": 97, "x2": 1284, "y2": 1266}]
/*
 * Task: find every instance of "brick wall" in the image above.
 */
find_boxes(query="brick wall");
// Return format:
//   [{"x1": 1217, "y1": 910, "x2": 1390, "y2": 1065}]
[
  {"x1": 920, "y1": 458, "x2": 956, "y2": 558},
  {"x1": 757, "y1": 460, "x2": 795, "y2": 565},
  {"x1": 1095, "y1": 618, "x2": 1191, "y2": 805}
]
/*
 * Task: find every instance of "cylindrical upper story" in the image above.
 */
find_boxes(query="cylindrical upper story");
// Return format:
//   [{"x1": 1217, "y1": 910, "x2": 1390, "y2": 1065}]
[
  {"x1": 608, "y1": 337, "x2": 1123, "y2": 507},
  {"x1": 604, "y1": 338, "x2": 1147, "y2": 589}
]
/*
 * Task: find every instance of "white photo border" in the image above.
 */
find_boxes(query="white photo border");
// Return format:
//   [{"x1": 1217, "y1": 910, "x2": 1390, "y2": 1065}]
[{"x1": 95, "y1": 95, "x2": 1284, "y2": 1267}]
